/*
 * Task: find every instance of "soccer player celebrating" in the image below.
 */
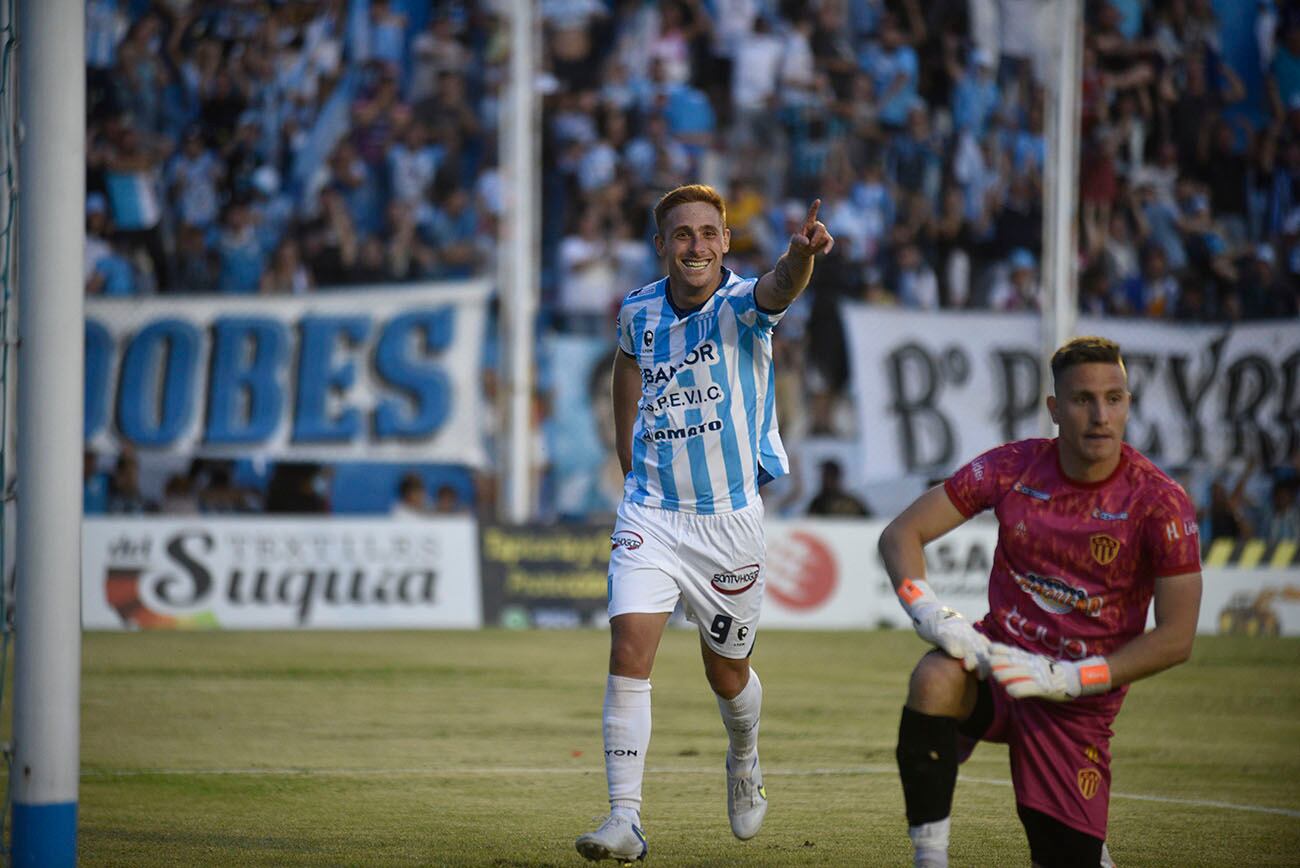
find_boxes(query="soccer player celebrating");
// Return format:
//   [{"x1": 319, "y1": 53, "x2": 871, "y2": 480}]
[
  {"x1": 879, "y1": 336, "x2": 1203, "y2": 868},
  {"x1": 575, "y1": 184, "x2": 833, "y2": 863}
]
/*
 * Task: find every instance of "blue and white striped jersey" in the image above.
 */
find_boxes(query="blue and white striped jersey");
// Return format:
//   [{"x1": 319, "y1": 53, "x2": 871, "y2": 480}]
[{"x1": 616, "y1": 268, "x2": 789, "y2": 514}]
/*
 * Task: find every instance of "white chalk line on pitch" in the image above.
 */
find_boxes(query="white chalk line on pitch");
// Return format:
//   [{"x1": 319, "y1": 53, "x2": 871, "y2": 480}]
[{"x1": 82, "y1": 765, "x2": 1300, "y2": 819}]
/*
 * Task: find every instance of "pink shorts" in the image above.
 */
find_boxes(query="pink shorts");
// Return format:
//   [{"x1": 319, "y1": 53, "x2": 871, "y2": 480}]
[{"x1": 959, "y1": 674, "x2": 1117, "y2": 839}]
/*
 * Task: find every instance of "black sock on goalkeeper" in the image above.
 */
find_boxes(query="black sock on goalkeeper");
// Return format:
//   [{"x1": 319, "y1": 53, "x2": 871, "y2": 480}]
[{"x1": 896, "y1": 706, "x2": 959, "y2": 826}]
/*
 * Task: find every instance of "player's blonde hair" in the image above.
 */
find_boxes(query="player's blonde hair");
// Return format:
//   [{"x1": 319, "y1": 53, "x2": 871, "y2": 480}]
[
  {"x1": 653, "y1": 184, "x2": 726, "y2": 235},
  {"x1": 1050, "y1": 336, "x2": 1126, "y2": 389}
]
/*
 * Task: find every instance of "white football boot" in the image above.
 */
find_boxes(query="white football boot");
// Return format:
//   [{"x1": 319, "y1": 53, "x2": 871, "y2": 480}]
[
  {"x1": 725, "y1": 752, "x2": 768, "y2": 840},
  {"x1": 575, "y1": 813, "x2": 648, "y2": 864}
]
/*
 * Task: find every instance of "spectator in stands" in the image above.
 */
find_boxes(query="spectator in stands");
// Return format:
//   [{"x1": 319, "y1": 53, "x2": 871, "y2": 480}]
[
  {"x1": 1264, "y1": 475, "x2": 1300, "y2": 544},
  {"x1": 86, "y1": 0, "x2": 128, "y2": 121},
  {"x1": 1205, "y1": 468, "x2": 1256, "y2": 542},
  {"x1": 85, "y1": 192, "x2": 138, "y2": 296},
  {"x1": 392, "y1": 473, "x2": 431, "y2": 518},
  {"x1": 807, "y1": 460, "x2": 871, "y2": 517},
  {"x1": 1118, "y1": 243, "x2": 1180, "y2": 317},
  {"x1": 1268, "y1": 14, "x2": 1300, "y2": 121},
  {"x1": 114, "y1": 12, "x2": 172, "y2": 136},
  {"x1": 414, "y1": 71, "x2": 482, "y2": 167},
  {"x1": 861, "y1": 14, "x2": 920, "y2": 130},
  {"x1": 198, "y1": 461, "x2": 258, "y2": 513},
  {"x1": 951, "y1": 48, "x2": 1000, "y2": 136},
  {"x1": 989, "y1": 247, "x2": 1039, "y2": 311},
  {"x1": 167, "y1": 126, "x2": 223, "y2": 232},
  {"x1": 1200, "y1": 118, "x2": 1252, "y2": 247},
  {"x1": 215, "y1": 200, "x2": 267, "y2": 294},
  {"x1": 323, "y1": 139, "x2": 383, "y2": 239},
  {"x1": 100, "y1": 119, "x2": 169, "y2": 292},
  {"x1": 107, "y1": 448, "x2": 152, "y2": 514},
  {"x1": 433, "y1": 484, "x2": 468, "y2": 515},
  {"x1": 409, "y1": 15, "x2": 470, "y2": 102},
  {"x1": 1079, "y1": 262, "x2": 1118, "y2": 316},
  {"x1": 84, "y1": 449, "x2": 110, "y2": 515},
  {"x1": 173, "y1": 223, "x2": 220, "y2": 294},
  {"x1": 366, "y1": 0, "x2": 409, "y2": 75},
  {"x1": 895, "y1": 241, "x2": 940, "y2": 310},
  {"x1": 300, "y1": 186, "x2": 359, "y2": 286},
  {"x1": 261, "y1": 238, "x2": 313, "y2": 295},
  {"x1": 266, "y1": 463, "x2": 330, "y2": 514},
  {"x1": 426, "y1": 184, "x2": 481, "y2": 278},
  {"x1": 160, "y1": 474, "x2": 200, "y2": 515},
  {"x1": 388, "y1": 120, "x2": 441, "y2": 207},
  {"x1": 1238, "y1": 244, "x2": 1299, "y2": 319}
]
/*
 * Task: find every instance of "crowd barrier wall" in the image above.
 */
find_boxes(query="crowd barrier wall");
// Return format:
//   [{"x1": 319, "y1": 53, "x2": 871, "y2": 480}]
[{"x1": 83, "y1": 517, "x2": 1298, "y2": 636}]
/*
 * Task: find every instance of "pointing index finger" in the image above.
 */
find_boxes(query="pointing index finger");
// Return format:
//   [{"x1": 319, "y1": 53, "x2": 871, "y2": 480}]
[{"x1": 804, "y1": 199, "x2": 821, "y2": 234}]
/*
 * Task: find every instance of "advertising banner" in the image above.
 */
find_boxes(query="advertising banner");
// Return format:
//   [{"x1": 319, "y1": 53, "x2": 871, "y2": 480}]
[
  {"x1": 82, "y1": 517, "x2": 482, "y2": 629},
  {"x1": 85, "y1": 280, "x2": 490, "y2": 465},
  {"x1": 761, "y1": 518, "x2": 994, "y2": 629},
  {"x1": 765, "y1": 518, "x2": 1300, "y2": 638},
  {"x1": 479, "y1": 523, "x2": 613, "y2": 628},
  {"x1": 841, "y1": 308, "x2": 1300, "y2": 481}
]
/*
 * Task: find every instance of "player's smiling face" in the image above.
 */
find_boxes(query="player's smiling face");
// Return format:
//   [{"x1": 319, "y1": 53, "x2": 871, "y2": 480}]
[
  {"x1": 656, "y1": 201, "x2": 730, "y2": 300},
  {"x1": 1049, "y1": 362, "x2": 1130, "y2": 477}
]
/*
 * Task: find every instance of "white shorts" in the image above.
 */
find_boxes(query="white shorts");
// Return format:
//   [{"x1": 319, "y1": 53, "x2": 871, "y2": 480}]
[{"x1": 608, "y1": 498, "x2": 766, "y2": 659}]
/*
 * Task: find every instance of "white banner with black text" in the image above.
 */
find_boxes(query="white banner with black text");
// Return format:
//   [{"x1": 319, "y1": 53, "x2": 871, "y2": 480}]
[
  {"x1": 82, "y1": 517, "x2": 483, "y2": 629},
  {"x1": 840, "y1": 307, "x2": 1300, "y2": 482}
]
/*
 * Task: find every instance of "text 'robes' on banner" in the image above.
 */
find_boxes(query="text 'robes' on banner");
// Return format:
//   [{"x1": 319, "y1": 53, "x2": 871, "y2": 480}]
[
  {"x1": 85, "y1": 280, "x2": 491, "y2": 465},
  {"x1": 841, "y1": 306, "x2": 1300, "y2": 481}
]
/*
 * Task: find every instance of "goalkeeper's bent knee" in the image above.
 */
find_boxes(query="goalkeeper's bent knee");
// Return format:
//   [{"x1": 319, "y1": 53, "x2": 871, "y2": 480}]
[{"x1": 896, "y1": 706, "x2": 959, "y2": 826}]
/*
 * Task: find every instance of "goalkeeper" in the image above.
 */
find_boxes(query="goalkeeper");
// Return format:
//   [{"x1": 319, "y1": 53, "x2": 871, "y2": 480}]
[{"x1": 877, "y1": 337, "x2": 1203, "y2": 868}]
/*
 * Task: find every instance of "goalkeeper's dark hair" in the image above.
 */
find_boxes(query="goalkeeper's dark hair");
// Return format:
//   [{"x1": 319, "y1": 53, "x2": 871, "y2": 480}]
[{"x1": 1050, "y1": 336, "x2": 1125, "y2": 390}]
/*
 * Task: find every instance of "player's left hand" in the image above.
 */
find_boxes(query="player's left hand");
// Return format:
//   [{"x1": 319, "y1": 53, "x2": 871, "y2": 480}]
[
  {"x1": 988, "y1": 643, "x2": 1112, "y2": 702},
  {"x1": 787, "y1": 199, "x2": 834, "y2": 260}
]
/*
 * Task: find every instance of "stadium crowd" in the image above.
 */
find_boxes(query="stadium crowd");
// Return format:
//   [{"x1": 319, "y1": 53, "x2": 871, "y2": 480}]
[{"x1": 82, "y1": 0, "x2": 1297, "y2": 543}]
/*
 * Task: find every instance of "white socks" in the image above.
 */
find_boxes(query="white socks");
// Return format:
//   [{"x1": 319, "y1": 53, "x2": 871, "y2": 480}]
[
  {"x1": 601, "y1": 669, "x2": 763, "y2": 824},
  {"x1": 716, "y1": 669, "x2": 762, "y2": 761},
  {"x1": 909, "y1": 817, "x2": 950, "y2": 868},
  {"x1": 603, "y1": 674, "x2": 652, "y2": 819}
]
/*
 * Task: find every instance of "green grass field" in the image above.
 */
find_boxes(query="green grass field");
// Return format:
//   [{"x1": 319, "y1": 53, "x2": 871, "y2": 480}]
[{"x1": 21, "y1": 629, "x2": 1300, "y2": 866}]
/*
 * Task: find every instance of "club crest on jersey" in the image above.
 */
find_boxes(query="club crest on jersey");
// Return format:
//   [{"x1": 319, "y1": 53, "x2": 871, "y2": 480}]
[
  {"x1": 1012, "y1": 481, "x2": 1052, "y2": 501},
  {"x1": 644, "y1": 330, "x2": 654, "y2": 348},
  {"x1": 1090, "y1": 534, "x2": 1121, "y2": 565},
  {"x1": 1077, "y1": 768, "x2": 1102, "y2": 800},
  {"x1": 1091, "y1": 508, "x2": 1128, "y2": 521},
  {"x1": 611, "y1": 531, "x2": 644, "y2": 551},
  {"x1": 1011, "y1": 569, "x2": 1103, "y2": 617},
  {"x1": 711, "y1": 564, "x2": 760, "y2": 595}
]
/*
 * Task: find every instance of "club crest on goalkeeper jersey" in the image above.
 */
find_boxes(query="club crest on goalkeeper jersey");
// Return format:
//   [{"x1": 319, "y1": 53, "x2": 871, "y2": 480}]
[
  {"x1": 944, "y1": 439, "x2": 1200, "y2": 707},
  {"x1": 616, "y1": 268, "x2": 788, "y2": 515}
]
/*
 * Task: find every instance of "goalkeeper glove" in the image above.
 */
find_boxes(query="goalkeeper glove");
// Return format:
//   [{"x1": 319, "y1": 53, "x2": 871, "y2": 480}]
[
  {"x1": 988, "y1": 643, "x2": 1112, "y2": 702},
  {"x1": 896, "y1": 577, "x2": 990, "y2": 676}
]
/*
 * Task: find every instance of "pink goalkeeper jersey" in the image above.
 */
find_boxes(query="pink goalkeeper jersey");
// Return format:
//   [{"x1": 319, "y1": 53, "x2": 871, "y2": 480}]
[{"x1": 945, "y1": 439, "x2": 1201, "y2": 708}]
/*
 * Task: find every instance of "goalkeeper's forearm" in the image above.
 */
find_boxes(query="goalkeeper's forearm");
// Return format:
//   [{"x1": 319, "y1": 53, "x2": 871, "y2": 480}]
[
  {"x1": 877, "y1": 520, "x2": 929, "y2": 594},
  {"x1": 1099, "y1": 622, "x2": 1195, "y2": 689}
]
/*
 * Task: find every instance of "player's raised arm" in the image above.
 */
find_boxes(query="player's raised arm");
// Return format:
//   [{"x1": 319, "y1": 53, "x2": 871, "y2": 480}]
[
  {"x1": 611, "y1": 350, "x2": 642, "y2": 478},
  {"x1": 878, "y1": 485, "x2": 989, "y2": 674},
  {"x1": 755, "y1": 198, "x2": 834, "y2": 312}
]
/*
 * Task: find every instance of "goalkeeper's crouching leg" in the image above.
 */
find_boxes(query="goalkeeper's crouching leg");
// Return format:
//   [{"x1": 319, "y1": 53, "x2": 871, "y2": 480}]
[{"x1": 896, "y1": 706, "x2": 958, "y2": 867}]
